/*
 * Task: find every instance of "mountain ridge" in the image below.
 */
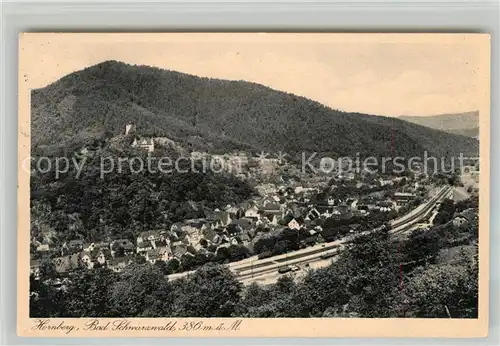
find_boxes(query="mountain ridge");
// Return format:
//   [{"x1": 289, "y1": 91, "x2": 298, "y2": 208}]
[
  {"x1": 399, "y1": 111, "x2": 479, "y2": 138},
  {"x1": 31, "y1": 60, "x2": 479, "y2": 158}
]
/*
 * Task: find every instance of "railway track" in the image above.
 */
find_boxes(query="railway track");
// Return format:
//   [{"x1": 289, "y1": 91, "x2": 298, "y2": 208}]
[{"x1": 234, "y1": 185, "x2": 454, "y2": 281}]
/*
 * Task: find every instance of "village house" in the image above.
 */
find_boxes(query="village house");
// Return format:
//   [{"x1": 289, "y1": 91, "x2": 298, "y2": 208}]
[
  {"x1": 36, "y1": 244, "x2": 50, "y2": 252},
  {"x1": 200, "y1": 220, "x2": 218, "y2": 232},
  {"x1": 287, "y1": 218, "x2": 301, "y2": 230},
  {"x1": 201, "y1": 227, "x2": 219, "y2": 244},
  {"x1": 136, "y1": 231, "x2": 162, "y2": 245},
  {"x1": 93, "y1": 248, "x2": 112, "y2": 266},
  {"x1": 224, "y1": 205, "x2": 244, "y2": 219},
  {"x1": 228, "y1": 218, "x2": 253, "y2": 235},
  {"x1": 243, "y1": 204, "x2": 261, "y2": 221},
  {"x1": 107, "y1": 257, "x2": 134, "y2": 273},
  {"x1": 145, "y1": 245, "x2": 172, "y2": 264},
  {"x1": 137, "y1": 242, "x2": 153, "y2": 255},
  {"x1": 170, "y1": 222, "x2": 184, "y2": 233},
  {"x1": 379, "y1": 178, "x2": 394, "y2": 187},
  {"x1": 54, "y1": 253, "x2": 81, "y2": 275},
  {"x1": 95, "y1": 242, "x2": 110, "y2": 250},
  {"x1": 261, "y1": 214, "x2": 279, "y2": 226},
  {"x1": 79, "y1": 251, "x2": 94, "y2": 269},
  {"x1": 452, "y1": 209, "x2": 477, "y2": 227},
  {"x1": 260, "y1": 202, "x2": 283, "y2": 215},
  {"x1": 348, "y1": 199, "x2": 359, "y2": 211},
  {"x1": 338, "y1": 203, "x2": 350, "y2": 214},
  {"x1": 83, "y1": 243, "x2": 96, "y2": 252},
  {"x1": 125, "y1": 124, "x2": 136, "y2": 135},
  {"x1": 453, "y1": 216, "x2": 468, "y2": 227},
  {"x1": 393, "y1": 192, "x2": 416, "y2": 204},
  {"x1": 171, "y1": 242, "x2": 188, "y2": 259},
  {"x1": 210, "y1": 210, "x2": 232, "y2": 227},
  {"x1": 110, "y1": 239, "x2": 135, "y2": 257},
  {"x1": 178, "y1": 223, "x2": 204, "y2": 250},
  {"x1": 305, "y1": 208, "x2": 321, "y2": 221},
  {"x1": 211, "y1": 233, "x2": 223, "y2": 246},
  {"x1": 324, "y1": 208, "x2": 341, "y2": 218},
  {"x1": 68, "y1": 239, "x2": 84, "y2": 251}
]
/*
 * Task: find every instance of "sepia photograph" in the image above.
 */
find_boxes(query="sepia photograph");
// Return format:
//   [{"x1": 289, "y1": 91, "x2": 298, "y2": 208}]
[{"x1": 17, "y1": 33, "x2": 490, "y2": 337}]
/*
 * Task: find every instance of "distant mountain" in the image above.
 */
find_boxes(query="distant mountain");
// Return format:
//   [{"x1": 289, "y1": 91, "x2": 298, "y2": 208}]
[
  {"x1": 31, "y1": 60, "x2": 479, "y2": 158},
  {"x1": 399, "y1": 112, "x2": 479, "y2": 138}
]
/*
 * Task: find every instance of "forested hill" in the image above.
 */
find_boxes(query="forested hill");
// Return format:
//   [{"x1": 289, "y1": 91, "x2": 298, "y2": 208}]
[{"x1": 31, "y1": 60, "x2": 479, "y2": 157}]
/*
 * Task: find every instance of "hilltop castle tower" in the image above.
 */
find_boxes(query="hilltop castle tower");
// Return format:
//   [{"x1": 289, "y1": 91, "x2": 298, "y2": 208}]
[{"x1": 125, "y1": 124, "x2": 136, "y2": 135}]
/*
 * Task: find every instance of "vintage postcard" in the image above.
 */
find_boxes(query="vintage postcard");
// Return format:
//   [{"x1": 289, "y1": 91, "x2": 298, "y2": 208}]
[{"x1": 18, "y1": 33, "x2": 490, "y2": 338}]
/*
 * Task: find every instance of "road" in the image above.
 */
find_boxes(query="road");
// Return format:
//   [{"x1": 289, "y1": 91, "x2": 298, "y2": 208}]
[{"x1": 167, "y1": 185, "x2": 454, "y2": 285}]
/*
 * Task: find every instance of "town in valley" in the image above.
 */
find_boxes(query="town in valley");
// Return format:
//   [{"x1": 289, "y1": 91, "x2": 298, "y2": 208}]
[{"x1": 29, "y1": 59, "x2": 481, "y2": 319}]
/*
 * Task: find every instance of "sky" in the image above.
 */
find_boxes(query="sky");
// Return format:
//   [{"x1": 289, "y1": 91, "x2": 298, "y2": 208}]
[{"x1": 20, "y1": 33, "x2": 489, "y2": 117}]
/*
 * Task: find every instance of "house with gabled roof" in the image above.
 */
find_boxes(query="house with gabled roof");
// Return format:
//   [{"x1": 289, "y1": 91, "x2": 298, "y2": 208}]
[
  {"x1": 228, "y1": 218, "x2": 253, "y2": 233},
  {"x1": 224, "y1": 205, "x2": 244, "y2": 219},
  {"x1": 243, "y1": 204, "x2": 261, "y2": 221},
  {"x1": 79, "y1": 251, "x2": 94, "y2": 269},
  {"x1": 136, "y1": 242, "x2": 153, "y2": 255},
  {"x1": 53, "y1": 253, "x2": 81, "y2": 275},
  {"x1": 287, "y1": 218, "x2": 301, "y2": 231},
  {"x1": 145, "y1": 246, "x2": 172, "y2": 264},
  {"x1": 68, "y1": 239, "x2": 84, "y2": 250},
  {"x1": 261, "y1": 202, "x2": 283, "y2": 213},
  {"x1": 107, "y1": 256, "x2": 133, "y2": 273},
  {"x1": 110, "y1": 239, "x2": 135, "y2": 257},
  {"x1": 171, "y1": 242, "x2": 188, "y2": 259},
  {"x1": 36, "y1": 244, "x2": 50, "y2": 252},
  {"x1": 452, "y1": 208, "x2": 477, "y2": 227},
  {"x1": 261, "y1": 214, "x2": 279, "y2": 226},
  {"x1": 305, "y1": 207, "x2": 321, "y2": 221},
  {"x1": 137, "y1": 230, "x2": 162, "y2": 245},
  {"x1": 93, "y1": 248, "x2": 112, "y2": 266},
  {"x1": 202, "y1": 227, "x2": 218, "y2": 242}
]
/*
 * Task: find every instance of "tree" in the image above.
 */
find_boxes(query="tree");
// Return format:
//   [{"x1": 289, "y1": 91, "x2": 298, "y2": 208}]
[
  {"x1": 253, "y1": 236, "x2": 277, "y2": 255},
  {"x1": 30, "y1": 275, "x2": 66, "y2": 317},
  {"x1": 39, "y1": 259, "x2": 58, "y2": 280},
  {"x1": 434, "y1": 199, "x2": 456, "y2": 225},
  {"x1": 227, "y1": 245, "x2": 249, "y2": 261},
  {"x1": 166, "y1": 258, "x2": 180, "y2": 274},
  {"x1": 63, "y1": 268, "x2": 117, "y2": 317},
  {"x1": 403, "y1": 263, "x2": 478, "y2": 318},
  {"x1": 180, "y1": 253, "x2": 197, "y2": 271},
  {"x1": 291, "y1": 265, "x2": 349, "y2": 317},
  {"x1": 237, "y1": 283, "x2": 273, "y2": 316},
  {"x1": 403, "y1": 229, "x2": 441, "y2": 265},
  {"x1": 170, "y1": 264, "x2": 242, "y2": 317},
  {"x1": 154, "y1": 260, "x2": 169, "y2": 275},
  {"x1": 214, "y1": 246, "x2": 229, "y2": 263},
  {"x1": 311, "y1": 229, "x2": 402, "y2": 318},
  {"x1": 108, "y1": 264, "x2": 173, "y2": 317}
]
